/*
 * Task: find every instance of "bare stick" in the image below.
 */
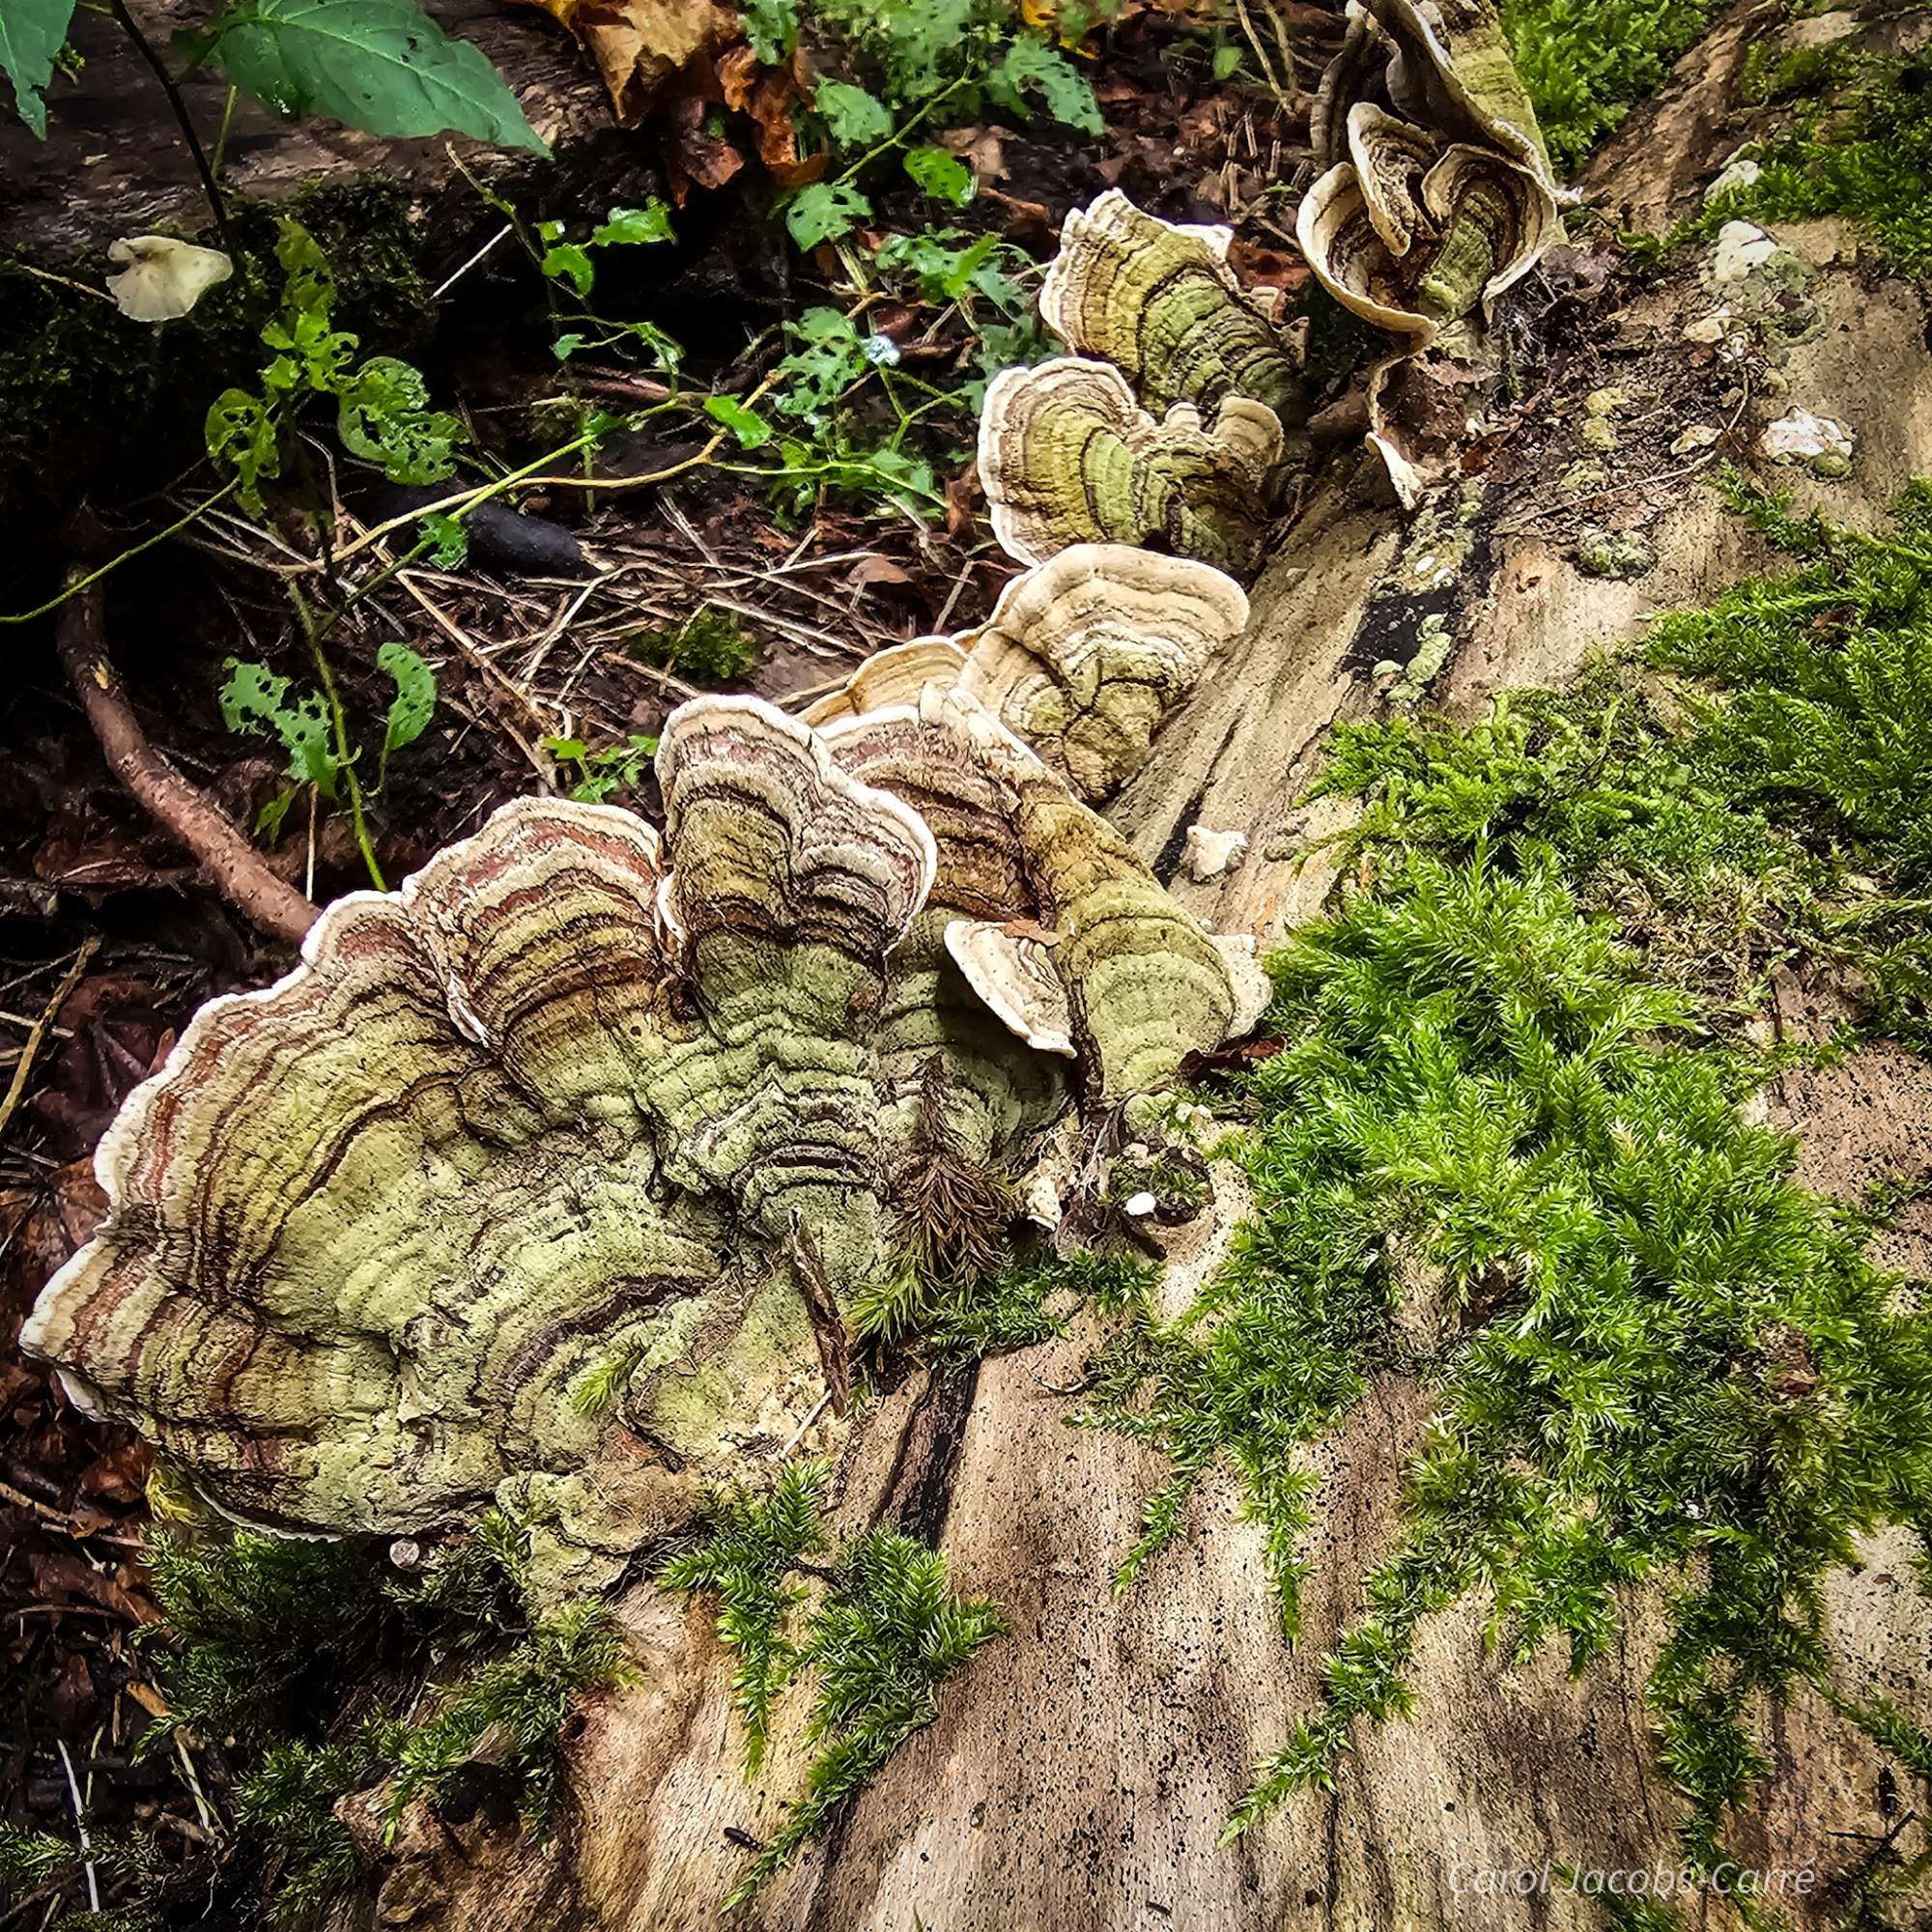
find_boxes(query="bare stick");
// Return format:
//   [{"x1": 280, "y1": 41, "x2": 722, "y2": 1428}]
[{"x1": 56, "y1": 570, "x2": 319, "y2": 946}]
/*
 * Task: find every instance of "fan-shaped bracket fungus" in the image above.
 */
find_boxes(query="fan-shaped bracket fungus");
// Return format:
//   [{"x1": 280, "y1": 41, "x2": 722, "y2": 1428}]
[
  {"x1": 24, "y1": 691, "x2": 1265, "y2": 1601},
  {"x1": 979, "y1": 357, "x2": 1284, "y2": 575}
]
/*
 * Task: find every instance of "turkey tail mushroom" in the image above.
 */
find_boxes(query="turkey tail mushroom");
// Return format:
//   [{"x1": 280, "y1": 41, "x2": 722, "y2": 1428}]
[{"x1": 978, "y1": 357, "x2": 1283, "y2": 573}]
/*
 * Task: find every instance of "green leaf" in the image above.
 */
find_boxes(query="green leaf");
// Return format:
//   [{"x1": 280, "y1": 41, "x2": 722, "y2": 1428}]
[
  {"x1": 540, "y1": 242, "x2": 595, "y2": 297},
  {"x1": 0, "y1": 0, "x2": 74, "y2": 135},
  {"x1": 1212, "y1": 43, "x2": 1242, "y2": 81},
  {"x1": 378, "y1": 640, "x2": 436, "y2": 756},
  {"x1": 902, "y1": 146, "x2": 975, "y2": 206},
  {"x1": 254, "y1": 782, "x2": 302, "y2": 843},
  {"x1": 417, "y1": 513, "x2": 469, "y2": 567},
  {"x1": 206, "y1": 388, "x2": 281, "y2": 514},
  {"x1": 783, "y1": 182, "x2": 871, "y2": 252},
  {"x1": 705, "y1": 394, "x2": 774, "y2": 450},
  {"x1": 742, "y1": 0, "x2": 798, "y2": 64},
  {"x1": 814, "y1": 77, "x2": 891, "y2": 148},
  {"x1": 991, "y1": 37, "x2": 1103, "y2": 135},
  {"x1": 218, "y1": 661, "x2": 338, "y2": 791},
  {"x1": 552, "y1": 331, "x2": 585, "y2": 361},
  {"x1": 207, "y1": 0, "x2": 545, "y2": 152},
  {"x1": 335, "y1": 355, "x2": 462, "y2": 484},
  {"x1": 590, "y1": 201, "x2": 674, "y2": 246}
]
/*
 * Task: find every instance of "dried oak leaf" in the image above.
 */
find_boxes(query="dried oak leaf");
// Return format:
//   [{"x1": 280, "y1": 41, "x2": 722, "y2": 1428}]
[{"x1": 518, "y1": 0, "x2": 737, "y2": 125}]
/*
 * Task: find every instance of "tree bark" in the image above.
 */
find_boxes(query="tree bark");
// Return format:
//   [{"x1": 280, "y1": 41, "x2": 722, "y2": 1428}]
[{"x1": 334, "y1": 7, "x2": 1932, "y2": 1927}]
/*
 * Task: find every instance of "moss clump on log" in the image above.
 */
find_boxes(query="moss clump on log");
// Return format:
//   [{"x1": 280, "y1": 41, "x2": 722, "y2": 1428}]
[{"x1": 1087, "y1": 478, "x2": 1932, "y2": 1869}]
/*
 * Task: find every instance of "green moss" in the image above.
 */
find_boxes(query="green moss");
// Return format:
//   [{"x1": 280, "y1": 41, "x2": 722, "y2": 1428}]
[
  {"x1": 141, "y1": 1514, "x2": 617, "y2": 1923},
  {"x1": 1084, "y1": 481, "x2": 1932, "y2": 1874},
  {"x1": 724, "y1": 1529, "x2": 1005, "y2": 1906},
  {"x1": 1307, "y1": 475, "x2": 1932, "y2": 1041},
  {"x1": 1500, "y1": 0, "x2": 1722, "y2": 172},
  {"x1": 660, "y1": 1460, "x2": 831, "y2": 1775},
  {"x1": 630, "y1": 608, "x2": 763, "y2": 685},
  {"x1": 663, "y1": 1463, "x2": 1003, "y2": 1906},
  {"x1": 1654, "y1": 45, "x2": 1932, "y2": 278}
]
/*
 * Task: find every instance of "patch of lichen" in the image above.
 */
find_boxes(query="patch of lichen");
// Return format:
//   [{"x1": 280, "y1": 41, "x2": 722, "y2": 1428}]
[
  {"x1": 1084, "y1": 479, "x2": 1932, "y2": 1874},
  {"x1": 0, "y1": 176, "x2": 431, "y2": 530}
]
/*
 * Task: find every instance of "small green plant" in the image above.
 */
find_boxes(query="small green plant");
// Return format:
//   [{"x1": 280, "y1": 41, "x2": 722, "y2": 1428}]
[
  {"x1": 219, "y1": 634, "x2": 434, "y2": 876},
  {"x1": 207, "y1": 220, "x2": 465, "y2": 513},
  {"x1": 769, "y1": 0, "x2": 1103, "y2": 254},
  {"x1": 663, "y1": 1463, "x2": 1004, "y2": 1904},
  {"x1": 544, "y1": 730, "x2": 663, "y2": 805},
  {"x1": 725, "y1": 1528, "x2": 1005, "y2": 1906},
  {"x1": 370, "y1": 1599, "x2": 632, "y2": 1823},
  {"x1": 660, "y1": 1461, "x2": 832, "y2": 1776},
  {"x1": 147, "y1": 1516, "x2": 621, "y2": 1922}
]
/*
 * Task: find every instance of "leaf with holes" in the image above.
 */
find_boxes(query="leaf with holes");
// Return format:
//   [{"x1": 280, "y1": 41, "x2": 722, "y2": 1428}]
[
  {"x1": 378, "y1": 641, "x2": 437, "y2": 760},
  {"x1": 207, "y1": 0, "x2": 545, "y2": 151},
  {"x1": 218, "y1": 661, "x2": 339, "y2": 793},
  {"x1": 903, "y1": 146, "x2": 975, "y2": 206},
  {"x1": 591, "y1": 202, "x2": 675, "y2": 246},
  {"x1": 784, "y1": 182, "x2": 871, "y2": 253},
  {"x1": 336, "y1": 357, "x2": 463, "y2": 485}
]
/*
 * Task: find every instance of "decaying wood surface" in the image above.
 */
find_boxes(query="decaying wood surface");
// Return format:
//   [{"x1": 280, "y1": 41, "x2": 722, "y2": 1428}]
[{"x1": 151, "y1": 7, "x2": 1925, "y2": 1928}]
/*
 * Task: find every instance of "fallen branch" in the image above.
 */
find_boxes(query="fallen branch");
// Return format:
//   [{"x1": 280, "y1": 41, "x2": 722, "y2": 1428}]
[{"x1": 55, "y1": 567, "x2": 319, "y2": 947}]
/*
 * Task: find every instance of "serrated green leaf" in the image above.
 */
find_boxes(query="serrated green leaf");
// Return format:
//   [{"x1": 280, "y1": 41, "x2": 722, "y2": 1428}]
[
  {"x1": 814, "y1": 77, "x2": 891, "y2": 148},
  {"x1": 902, "y1": 146, "x2": 975, "y2": 206},
  {"x1": 378, "y1": 640, "x2": 436, "y2": 755},
  {"x1": 208, "y1": 0, "x2": 545, "y2": 152},
  {"x1": 417, "y1": 512, "x2": 469, "y2": 567},
  {"x1": 540, "y1": 242, "x2": 595, "y2": 297},
  {"x1": 742, "y1": 0, "x2": 798, "y2": 64},
  {"x1": 206, "y1": 388, "x2": 281, "y2": 514},
  {"x1": 705, "y1": 394, "x2": 774, "y2": 449},
  {"x1": 1, "y1": 0, "x2": 74, "y2": 136},
  {"x1": 590, "y1": 201, "x2": 674, "y2": 246},
  {"x1": 783, "y1": 182, "x2": 871, "y2": 253}
]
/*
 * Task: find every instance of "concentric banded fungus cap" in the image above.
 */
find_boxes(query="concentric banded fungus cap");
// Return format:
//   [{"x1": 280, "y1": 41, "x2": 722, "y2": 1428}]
[
  {"x1": 952, "y1": 543, "x2": 1250, "y2": 800},
  {"x1": 799, "y1": 638, "x2": 969, "y2": 728},
  {"x1": 978, "y1": 357, "x2": 1283, "y2": 573},
  {"x1": 1039, "y1": 190, "x2": 1305, "y2": 422},
  {"x1": 1298, "y1": 0, "x2": 1559, "y2": 348},
  {"x1": 22, "y1": 692, "x2": 1264, "y2": 1592}
]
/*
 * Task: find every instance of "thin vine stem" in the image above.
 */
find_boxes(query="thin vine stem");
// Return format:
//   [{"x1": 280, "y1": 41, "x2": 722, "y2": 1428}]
[{"x1": 104, "y1": 0, "x2": 235, "y2": 253}]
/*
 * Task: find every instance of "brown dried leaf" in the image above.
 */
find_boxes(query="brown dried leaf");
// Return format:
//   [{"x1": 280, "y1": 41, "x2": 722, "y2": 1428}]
[{"x1": 516, "y1": 0, "x2": 738, "y2": 124}]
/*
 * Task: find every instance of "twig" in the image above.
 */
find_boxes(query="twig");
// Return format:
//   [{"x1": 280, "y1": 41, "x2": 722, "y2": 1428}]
[
  {"x1": 55, "y1": 567, "x2": 317, "y2": 945},
  {"x1": 0, "y1": 941, "x2": 99, "y2": 1150},
  {"x1": 55, "y1": 1739, "x2": 100, "y2": 1916}
]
